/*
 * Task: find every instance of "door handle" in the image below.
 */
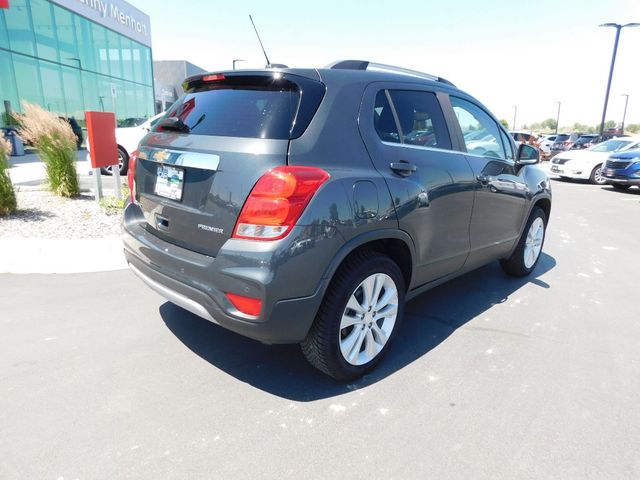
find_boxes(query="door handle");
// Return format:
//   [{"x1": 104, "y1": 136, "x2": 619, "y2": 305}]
[{"x1": 390, "y1": 161, "x2": 417, "y2": 177}]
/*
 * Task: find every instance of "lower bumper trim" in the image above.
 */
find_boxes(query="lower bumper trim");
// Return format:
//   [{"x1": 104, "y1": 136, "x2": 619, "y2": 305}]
[
  {"x1": 129, "y1": 263, "x2": 218, "y2": 325},
  {"x1": 604, "y1": 177, "x2": 640, "y2": 185}
]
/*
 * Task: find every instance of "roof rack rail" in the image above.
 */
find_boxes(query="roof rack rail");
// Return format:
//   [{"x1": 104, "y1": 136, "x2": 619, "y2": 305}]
[{"x1": 326, "y1": 60, "x2": 455, "y2": 87}]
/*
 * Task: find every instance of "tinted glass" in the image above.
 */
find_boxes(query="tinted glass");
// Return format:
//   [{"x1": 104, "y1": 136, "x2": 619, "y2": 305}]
[
  {"x1": 555, "y1": 134, "x2": 570, "y2": 142},
  {"x1": 451, "y1": 96, "x2": 506, "y2": 159},
  {"x1": 53, "y1": 5, "x2": 78, "y2": 69},
  {"x1": 4, "y1": 0, "x2": 36, "y2": 56},
  {"x1": 388, "y1": 90, "x2": 451, "y2": 149},
  {"x1": 162, "y1": 82, "x2": 301, "y2": 139},
  {"x1": 374, "y1": 90, "x2": 400, "y2": 143},
  {"x1": 13, "y1": 54, "x2": 43, "y2": 105},
  {"x1": 31, "y1": 0, "x2": 58, "y2": 62},
  {"x1": 0, "y1": 3, "x2": 155, "y2": 127}
]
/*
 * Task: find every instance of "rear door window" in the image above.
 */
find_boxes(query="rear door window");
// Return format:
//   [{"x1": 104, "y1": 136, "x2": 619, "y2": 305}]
[
  {"x1": 387, "y1": 90, "x2": 452, "y2": 150},
  {"x1": 374, "y1": 91, "x2": 400, "y2": 143}
]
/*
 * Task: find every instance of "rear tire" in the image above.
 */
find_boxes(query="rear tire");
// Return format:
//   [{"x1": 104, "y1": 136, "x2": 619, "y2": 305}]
[
  {"x1": 301, "y1": 250, "x2": 405, "y2": 380},
  {"x1": 590, "y1": 164, "x2": 606, "y2": 185},
  {"x1": 612, "y1": 183, "x2": 631, "y2": 191},
  {"x1": 500, "y1": 207, "x2": 547, "y2": 277}
]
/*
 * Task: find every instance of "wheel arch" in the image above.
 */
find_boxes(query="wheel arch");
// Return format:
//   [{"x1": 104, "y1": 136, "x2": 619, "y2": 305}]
[
  {"x1": 319, "y1": 229, "x2": 416, "y2": 297},
  {"x1": 533, "y1": 196, "x2": 551, "y2": 224},
  {"x1": 506, "y1": 193, "x2": 552, "y2": 260}
]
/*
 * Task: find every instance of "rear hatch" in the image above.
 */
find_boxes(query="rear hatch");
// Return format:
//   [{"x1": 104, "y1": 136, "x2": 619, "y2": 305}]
[
  {"x1": 552, "y1": 134, "x2": 570, "y2": 149},
  {"x1": 133, "y1": 72, "x2": 325, "y2": 257}
]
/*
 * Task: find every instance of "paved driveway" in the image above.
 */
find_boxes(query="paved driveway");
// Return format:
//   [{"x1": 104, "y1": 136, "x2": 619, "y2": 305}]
[{"x1": 1, "y1": 180, "x2": 639, "y2": 479}]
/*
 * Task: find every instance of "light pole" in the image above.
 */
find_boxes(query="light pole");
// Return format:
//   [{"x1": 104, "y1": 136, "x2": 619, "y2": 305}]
[
  {"x1": 512, "y1": 105, "x2": 517, "y2": 131},
  {"x1": 597, "y1": 22, "x2": 640, "y2": 138},
  {"x1": 232, "y1": 59, "x2": 245, "y2": 70},
  {"x1": 555, "y1": 101, "x2": 561, "y2": 134},
  {"x1": 620, "y1": 94, "x2": 629, "y2": 133}
]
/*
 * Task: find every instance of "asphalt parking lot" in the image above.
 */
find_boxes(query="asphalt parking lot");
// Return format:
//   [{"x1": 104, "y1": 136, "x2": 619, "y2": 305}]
[{"x1": 1, "y1": 178, "x2": 639, "y2": 479}]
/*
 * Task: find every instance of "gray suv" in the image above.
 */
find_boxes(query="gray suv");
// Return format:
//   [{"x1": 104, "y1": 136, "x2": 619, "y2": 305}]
[{"x1": 123, "y1": 60, "x2": 551, "y2": 380}]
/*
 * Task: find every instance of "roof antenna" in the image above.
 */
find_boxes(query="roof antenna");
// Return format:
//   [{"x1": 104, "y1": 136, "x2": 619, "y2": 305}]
[
  {"x1": 249, "y1": 15, "x2": 288, "y2": 69},
  {"x1": 249, "y1": 15, "x2": 271, "y2": 68}
]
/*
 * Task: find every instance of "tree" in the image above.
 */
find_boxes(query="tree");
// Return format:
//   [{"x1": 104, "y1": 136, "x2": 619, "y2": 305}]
[
  {"x1": 605, "y1": 120, "x2": 616, "y2": 129},
  {"x1": 541, "y1": 118, "x2": 557, "y2": 131},
  {"x1": 625, "y1": 124, "x2": 640, "y2": 134},
  {"x1": 499, "y1": 119, "x2": 509, "y2": 129}
]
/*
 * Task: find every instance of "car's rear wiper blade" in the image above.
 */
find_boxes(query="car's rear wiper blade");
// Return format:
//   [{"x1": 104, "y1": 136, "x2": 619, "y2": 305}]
[{"x1": 156, "y1": 116, "x2": 190, "y2": 133}]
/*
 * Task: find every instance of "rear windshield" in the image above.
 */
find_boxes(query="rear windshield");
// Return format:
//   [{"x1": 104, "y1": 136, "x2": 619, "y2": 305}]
[
  {"x1": 555, "y1": 134, "x2": 570, "y2": 141},
  {"x1": 157, "y1": 74, "x2": 323, "y2": 140}
]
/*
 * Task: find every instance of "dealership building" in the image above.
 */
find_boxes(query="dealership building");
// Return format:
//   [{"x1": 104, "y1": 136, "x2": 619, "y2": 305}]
[{"x1": 0, "y1": 0, "x2": 154, "y2": 127}]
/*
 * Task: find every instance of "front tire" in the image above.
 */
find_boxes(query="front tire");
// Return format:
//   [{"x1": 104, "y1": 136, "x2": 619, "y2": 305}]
[
  {"x1": 500, "y1": 207, "x2": 547, "y2": 277},
  {"x1": 590, "y1": 164, "x2": 606, "y2": 185},
  {"x1": 301, "y1": 250, "x2": 405, "y2": 380}
]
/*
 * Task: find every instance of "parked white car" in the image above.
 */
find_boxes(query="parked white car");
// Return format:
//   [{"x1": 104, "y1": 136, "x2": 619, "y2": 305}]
[
  {"x1": 87, "y1": 112, "x2": 165, "y2": 175},
  {"x1": 538, "y1": 135, "x2": 558, "y2": 154},
  {"x1": 549, "y1": 136, "x2": 640, "y2": 184}
]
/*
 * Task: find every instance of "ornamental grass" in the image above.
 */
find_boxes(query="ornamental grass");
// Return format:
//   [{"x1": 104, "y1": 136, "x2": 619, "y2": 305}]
[
  {"x1": 16, "y1": 102, "x2": 79, "y2": 197},
  {"x1": 0, "y1": 131, "x2": 17, "y2": 216}
]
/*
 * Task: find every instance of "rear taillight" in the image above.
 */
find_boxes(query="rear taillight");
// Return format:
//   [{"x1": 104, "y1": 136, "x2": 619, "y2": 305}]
[
  {"x1": 127, "y1": 149, "x2": 138, "y2": 202},
  {"x1": 233, "y1": 166, "x2": 330, "y2": 241}
]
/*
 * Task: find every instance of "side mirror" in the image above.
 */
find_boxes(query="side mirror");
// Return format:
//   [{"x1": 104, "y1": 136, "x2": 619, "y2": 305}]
[{"x1": 516, "y1": 143, "x2": 539, "y2": 165}]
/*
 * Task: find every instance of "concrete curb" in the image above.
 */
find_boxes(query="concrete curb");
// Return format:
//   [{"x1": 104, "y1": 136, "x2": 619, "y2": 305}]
[{"x1": 0, "y1": 237, "x2": 127, "y2": 274}]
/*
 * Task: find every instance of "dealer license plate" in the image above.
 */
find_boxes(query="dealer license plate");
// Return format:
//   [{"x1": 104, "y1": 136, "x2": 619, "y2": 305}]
[{"x1": 155, "y1": 165, "x2": 184, "y2": 201}]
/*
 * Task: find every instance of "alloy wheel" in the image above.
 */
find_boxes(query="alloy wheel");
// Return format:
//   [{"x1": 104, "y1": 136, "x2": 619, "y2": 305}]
[
  {"x1": 338, "y1": 273, "x2": 398, "y2": 366},
  {"x1": 105, "y1": 150, "x2": 125, "y2": 175},
  {"x1": 524, "y1": 217, "x2": 544, "y2": 268},
  {"x1": 593, "y1": 166, "x2": 606, "y2": 185}
]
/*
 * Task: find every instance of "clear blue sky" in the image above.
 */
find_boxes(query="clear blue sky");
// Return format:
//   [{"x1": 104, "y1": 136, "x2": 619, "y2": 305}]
[{"x1": 133, "y1": 0, "x2": 640, "y2": 128}]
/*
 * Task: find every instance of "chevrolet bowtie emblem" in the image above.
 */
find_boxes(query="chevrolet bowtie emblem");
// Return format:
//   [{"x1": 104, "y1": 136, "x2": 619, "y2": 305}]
[{"x1": 153, "y1": 150, "x2": 170, "y2": 163}]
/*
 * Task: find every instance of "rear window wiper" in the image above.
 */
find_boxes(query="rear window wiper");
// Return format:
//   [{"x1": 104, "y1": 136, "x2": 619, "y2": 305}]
[{"x1": 156, "y1": 116, "x2": 190, "y2": 133}]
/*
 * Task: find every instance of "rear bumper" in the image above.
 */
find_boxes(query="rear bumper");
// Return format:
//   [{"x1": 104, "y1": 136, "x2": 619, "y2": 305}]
[{"x1": 122, "y1": 203, "x2": 332, "y2": 344}]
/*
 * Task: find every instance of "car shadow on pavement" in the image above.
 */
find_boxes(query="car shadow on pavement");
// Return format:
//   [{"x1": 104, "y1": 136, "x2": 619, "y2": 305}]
[
  {"x1": 160, "y1": 253, "x2": 556, "y2": 401},
  {"x1": 600, "y1": 185, "x2": 640, "y2": 195}
]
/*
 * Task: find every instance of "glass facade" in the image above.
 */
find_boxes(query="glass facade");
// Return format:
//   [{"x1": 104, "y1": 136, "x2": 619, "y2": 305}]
[{"x1": 0, "y1": 0, "x2": 154, "y2": 127}]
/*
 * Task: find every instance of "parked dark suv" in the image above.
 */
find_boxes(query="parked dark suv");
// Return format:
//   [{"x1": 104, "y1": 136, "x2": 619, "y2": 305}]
[{"x1": 122, "y1": 61, "x2": 552, "y2": 380}]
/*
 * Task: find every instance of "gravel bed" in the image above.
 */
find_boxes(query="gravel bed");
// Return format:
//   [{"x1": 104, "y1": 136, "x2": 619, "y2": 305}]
[{"x1": 0, "y1": 188, "x2": 122, "y2": 239}]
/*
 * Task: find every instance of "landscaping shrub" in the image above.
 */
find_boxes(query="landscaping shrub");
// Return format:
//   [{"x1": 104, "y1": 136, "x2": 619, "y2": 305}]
[
  {"x1": 16, "y1": 102, "x2": 79, "y2": 197},
  {"x1": 0, "y1": 131, "x2": 17, "y2": 216}
]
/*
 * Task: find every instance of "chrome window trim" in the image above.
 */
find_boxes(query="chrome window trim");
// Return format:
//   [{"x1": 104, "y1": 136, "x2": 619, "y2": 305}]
[{"x1": 138, "y1": 147, "x2": 221, "y2": 171}]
